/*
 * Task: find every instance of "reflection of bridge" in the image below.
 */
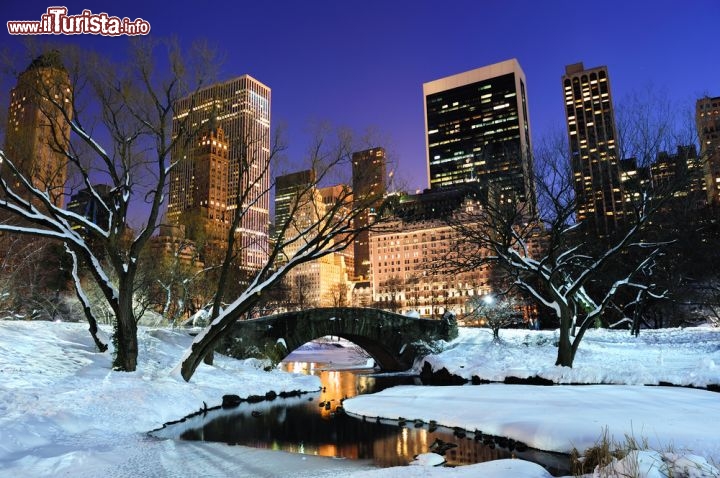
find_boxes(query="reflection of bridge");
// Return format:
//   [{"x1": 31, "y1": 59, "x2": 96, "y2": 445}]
[{"x1": 217, "y1": 307, "x2": 458, "y2": 371}]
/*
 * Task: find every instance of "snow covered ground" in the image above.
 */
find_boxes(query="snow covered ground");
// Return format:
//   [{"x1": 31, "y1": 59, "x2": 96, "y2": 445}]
[
  {"x1": 282, "y1": 337, "x2": 375, "y2": 369},
  {"x1": 345, "y1": 326, "x2": 720, "y2": 477},
  {"x1": 421, "y1": 326, "x2": 720, "y2": 387},
  {"x1": 1, "y1": 320, "x2": 719, "y2": 477},
  {"x1": 0, "y1": 321, "x2": 373, "y2": 477}
]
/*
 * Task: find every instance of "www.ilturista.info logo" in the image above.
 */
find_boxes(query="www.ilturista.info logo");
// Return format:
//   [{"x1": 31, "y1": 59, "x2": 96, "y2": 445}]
[{"x1": 7, "y1": 7, "x2": 151, "y2": 36}]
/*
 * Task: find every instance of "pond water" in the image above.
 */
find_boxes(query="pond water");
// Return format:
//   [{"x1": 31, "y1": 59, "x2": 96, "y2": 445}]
[{"x1": 160, "y1": 339, "x2": 570, "y2": 474}]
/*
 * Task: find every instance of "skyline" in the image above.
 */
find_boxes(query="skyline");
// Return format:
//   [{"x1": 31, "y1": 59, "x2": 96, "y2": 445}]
[{"x1": 2, "y1": 0, "x2": 719, "y2": 193}]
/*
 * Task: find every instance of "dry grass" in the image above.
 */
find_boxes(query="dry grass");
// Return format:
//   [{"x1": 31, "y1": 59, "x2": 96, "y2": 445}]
[
  {"x1": 570, "y1": 428, "x2": 719, "y2": 478},
  {"x1": 570, "y1": 428, "x2": 625, "y2": 476}
]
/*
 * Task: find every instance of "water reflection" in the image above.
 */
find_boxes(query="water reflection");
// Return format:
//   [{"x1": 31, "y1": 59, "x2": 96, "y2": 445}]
[
  {"x1": 176, "y1": 360, "x2": 523, "y2": 468},
  {"x1": 169, "y1": 342, "x2": 569, "y2": 474}
]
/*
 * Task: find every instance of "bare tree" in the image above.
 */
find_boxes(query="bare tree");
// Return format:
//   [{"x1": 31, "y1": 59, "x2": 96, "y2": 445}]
[
  {"x1": 0, "y1": 40, "x2": 218, "y2": 370},
  {"x1": 327, "y1": 281, "x2": 349, "y2": 307},
  {"x1": 463, "y1": 295, "x2": 523, "y2": 342},
  {"x1": 292, "y1": 274, "x2": 315, "y2": 310},
  {"x1": 378, "y1": 275, "x2": 404, "y2": 312},
  {"x1": 447, "y1": 132, "x2": 673, "y2": 367},
  {"x1": 1, "y1": 43, "x2": 391, "y2": 381},
  {"x1": 0, "y1": 235, "x2": 68, "y2": 319},
  {"x1": 131, "y1": 233, "x2": 209, "y2": 325},
  {"x1": 174, "y1": 128, "x2": 390, "y2": 381}
]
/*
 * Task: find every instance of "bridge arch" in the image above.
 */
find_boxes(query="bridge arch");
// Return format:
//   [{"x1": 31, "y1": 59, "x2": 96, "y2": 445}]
[{"x1": 217, "y1": 307, "x2": 457, "y2": 371}]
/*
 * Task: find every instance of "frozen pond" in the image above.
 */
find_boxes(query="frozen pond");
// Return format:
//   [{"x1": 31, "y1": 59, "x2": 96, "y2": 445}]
[{"x1": 162, "y1": 338, "x2": 569, "y2": 473}]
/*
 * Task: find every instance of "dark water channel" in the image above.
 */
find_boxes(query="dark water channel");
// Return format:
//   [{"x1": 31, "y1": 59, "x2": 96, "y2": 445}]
[{"x1": 164, "y1": 341, "x2": 570, "y2": 474}]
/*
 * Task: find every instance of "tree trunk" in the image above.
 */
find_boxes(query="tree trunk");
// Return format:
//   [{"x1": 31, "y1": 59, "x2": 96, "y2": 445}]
[
  {"x1": 77, "y1": 291, "x2": 108, "y2": 352},
  {"x1": 555, "y1": 339, "x2": 574, "y2": 367},
  {"x1": 67, "y1": 248, "x2": 108, "y2": 352},
  {"x1": 112, "y1": 280, "x2": 138, "y2": 371},
  {"x1": 113, "y1": 314, "x2": 138, "y2": 371},
  {"x1": 555, "y1": 312, "x2": 575, "y2": 367},
  {"x1": 179, "y1": 294, "x2": 260, "y2": 381},
  {"x1": 88, "y1": 319, "x2": 109, "y2": 353}
]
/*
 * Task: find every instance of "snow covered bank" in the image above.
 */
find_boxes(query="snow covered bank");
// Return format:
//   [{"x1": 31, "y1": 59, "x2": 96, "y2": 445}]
[
  {"x1": 343, "y1": 326, "x2": 720, "y2": 477},
  {"x1": 283, "y1": 337, "x2": 373, "y2": 369},
  {"x1": 422, "y1": 326, "x2": 720, "y2": 387},
  {"x1": 344, "y1": 384, "x2": 720, "y2": 462},
  {"x1": 3, "y1": 320, "x2": 720, "y2": 478},
  {"x1": 0, "y1": 321, "x2": 378, "y2": 477}
]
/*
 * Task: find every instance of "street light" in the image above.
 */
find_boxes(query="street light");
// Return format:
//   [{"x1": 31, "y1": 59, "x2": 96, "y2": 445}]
[{"x1": 482, "y1": 294, "x2": 494, "y2": 305}]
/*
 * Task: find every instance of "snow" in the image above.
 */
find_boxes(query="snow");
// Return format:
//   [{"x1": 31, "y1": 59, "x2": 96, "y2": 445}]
[
  {"x1": 0, "y1": 320, "x2": 372, "y2": 477},
  {"x1": 410, "y1": 453, "x2": 445, "y2": 466},
  {"x1": 352, "y1": 459, "x2": 555, "y2": 477},
  {"x1": 1, "y1": 320, "x2": 720, "y2": 478},
  {"x1": 421, "y1": 326, "x2": 720, "y2": 387},
  {"x1": 342, "y1": 326, "x2": 720, "y2": 477},
  {"x1": 283, "y1": 337, "x2": 372, "y2": 369},
  {"x1": 595, "y1": 451, "x2": 719, "y2": 478},
  {"x1": 343, "y1": 384, "x2": 720, "y2": 462}
]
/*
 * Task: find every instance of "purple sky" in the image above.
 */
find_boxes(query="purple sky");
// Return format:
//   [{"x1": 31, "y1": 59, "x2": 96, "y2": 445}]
[{"x1": 3, "y1": 0, "x2": 719, "y2": 193}]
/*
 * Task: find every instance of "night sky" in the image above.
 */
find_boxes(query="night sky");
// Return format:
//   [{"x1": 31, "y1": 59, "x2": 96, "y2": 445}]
[{"x1": 2, "y1": 0, "x2": 719, "y2": 193}]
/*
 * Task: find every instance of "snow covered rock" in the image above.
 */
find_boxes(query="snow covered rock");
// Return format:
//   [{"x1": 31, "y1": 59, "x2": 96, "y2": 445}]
[
  {"x1": 594, "y1": 450, "x2": 720, "y2": 478},
  {"x1": 409, "y1": 452, "x2": 445, "y2": 466}
]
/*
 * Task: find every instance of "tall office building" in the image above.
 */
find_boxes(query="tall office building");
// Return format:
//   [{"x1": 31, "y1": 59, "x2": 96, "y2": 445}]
[
  {"x1": 279, "y1": 181, "x2": 351, "y2": 307},
  {"x1": 273, "y1": 169, "x2": 316, "y2": 242},
  {"x1": 352, "y1": 147, "x2": 387, "y2": 280},
  {"x1": 68, "y1": 184, "x2": 113, "y2": 229},
  {"x1": 696, "y1": 96, "x2": 720, "y2": 205},
  {"x1": 423, "y1": 59, "x2": 534, "y2": 206},
  {"x1": 562, "y1": 62, "x2": 624, "y2": 236},
  {"x1": 169, "y1": 75, "x2": 271, "y2": 270},
  {"x1": 3, "y1": 51, "x2": 72, "y2": 208},
  {"x1": 319, "y1": 183, "x2": 355, "y2": 277},
  {"x1": 189, "y1": 126, "x2": 230, "y2": 242},
  {"x1": 620, "y1": 145, "x2": 706, "y2": 209}
]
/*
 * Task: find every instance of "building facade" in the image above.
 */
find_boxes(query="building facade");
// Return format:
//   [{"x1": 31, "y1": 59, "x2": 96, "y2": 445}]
[
  {"x1": 562, "y1": 62, "x2": 624, "y2": 236},
  {"x1": 279, "y1": 181, "x2": 351, "y2": 308},
  {"x1": 652, "y1": 145, "x2": 706, "y2": 205},
  {"x1": 169, "y1": 75, "x2": 271, "y2": 270},
  {"x1": 370, "y1": 217, "x2": 492, "y2": 318},
  {"x1": 273, "y1": 169, "x2": 316, "y2": 242},
  {"x1": 423, "y1": 59, "x2": 534, "y2": 206},
  {"x1": 190, "y1": 127, "x2": 230, "y2": 243},
  {"x1": 3, "y1": 51, "x2": 72, "y2": 208},
  {"x1": 696, "y1": 96, "x2": 720, "y2": 205},
  {"x1": 369, "y1": 188, "x2": 492, "y2": 317},
  {"x1": 620, "y1": 145, "x2": 706, "y2": 210},
  {"x1": 352, "y1": 147, "x2": 387, "y2": 279},
  {"x1": 319, "y1": 183, "x2": 355, "y2": 277},
  {"x1": 67, "y1": 184, "x2": 112, "y2": 230}
]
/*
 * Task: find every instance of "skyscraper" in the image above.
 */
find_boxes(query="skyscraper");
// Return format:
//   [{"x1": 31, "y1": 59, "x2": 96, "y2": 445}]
[
  {"x1": 696, "y1": 96, "x2": 720, "y2": 205},
  {"x1": 68, "y1": 184, "x2": 113, "y2": 229},
  {"x1": 273, "y1": 169, "x2": 316, "y2": 242},
  {"x1": 319, "y1": 183, "x2": 355, "y2": 277},
  {"x1": 562, "y1": 62, "x2": 624, "y2": 236},
  {"x1": 278, "y1": 180, "x2": 351, "y2": 308},
  {"x1": 423, "y1": 59, "x2": 534, "y2": 205},
  {"x1": 169, "y1": 75, "x2": 271, "y2": 270},
  {"x1": 3, "y1": 51, "x2": 72, "y2": 208},
  {"x1": 352, "y1": 147, "x2": 386, "y2": 280},
  {"x1": 189, "y1": 126, "x2": 230, "y2": 242}
]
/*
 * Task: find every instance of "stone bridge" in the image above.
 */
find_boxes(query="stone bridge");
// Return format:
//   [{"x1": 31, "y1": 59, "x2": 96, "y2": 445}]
[{"x1": 217, "y1": 307, "x2": 458, "y2": 371}]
